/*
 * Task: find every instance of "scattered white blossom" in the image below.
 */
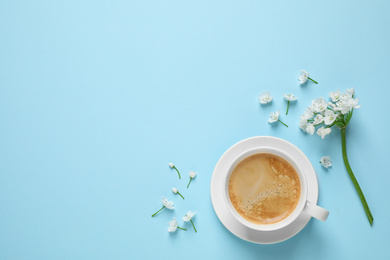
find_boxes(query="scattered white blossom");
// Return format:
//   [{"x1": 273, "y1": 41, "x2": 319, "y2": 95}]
[
  {"x1": 298, "y1": 70, "x2": 318, "y2": 84},
  {"x1": 162, "y1": 197, "x2": 174, "y2": 209},
  {"x1": 298, "y1": 70, "x2": 309, "y2": 84},
  {"x1": 258, "y1": 91, "x2": 273, "y2": 104},
  {"x1": 283, "y1": 94, "x2": 298, "y2": 115},
  {"x1": 183, "y1": 211, "x2": 197, "y2": 232},
  {"x1": 172, "y1": 188, "x2": 184, "y2": 199},
  {"x1": 187, "y1": 171, "x2": 197, "y2": 188},
  {"x1": 168, "y1": 217, "x2": 187, "y2": 232},
  {"x1": 151, "y1": 197, "x2": 174, "y2": 217},
  {"x1": 169, "y1": 162, "x2": 181, "y2": 179},
  {"x1": 268, "y1": 111, "x2": 288, "y2": 127},
  {"x1": 283, "y1": 93, "x2": 298, "y2": 101},
  {"x1": 168, "y1": 218, "x2": 178, "y2": 232},
  {"x1": 320, "y1": 156, "x2": 332, "y2": 168},
  {"x1": 183, "y1": 211, "x2": 196, "y2": 222},
  {"x1": 268, "y1": 111, "x2": 280, "y2": 123},
  {"x1": 189, "y1": 171, "x2": 196, "y2": 178}
]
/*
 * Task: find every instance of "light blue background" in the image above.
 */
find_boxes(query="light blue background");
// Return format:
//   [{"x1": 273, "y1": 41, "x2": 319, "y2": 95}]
[{"x1": 1, "y1": 0, "x2": 389, "y2": 259}]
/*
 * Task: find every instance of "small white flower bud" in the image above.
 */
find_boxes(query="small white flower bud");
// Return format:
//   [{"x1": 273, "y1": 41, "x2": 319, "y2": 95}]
[{"x1": 189, "y1": 171, "x2": 197, "y2": 178}]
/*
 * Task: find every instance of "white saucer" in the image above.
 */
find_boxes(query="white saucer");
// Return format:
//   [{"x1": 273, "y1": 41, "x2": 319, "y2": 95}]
[{"x1": 210, "y1": 136, "x2": 319, "y2": 244}]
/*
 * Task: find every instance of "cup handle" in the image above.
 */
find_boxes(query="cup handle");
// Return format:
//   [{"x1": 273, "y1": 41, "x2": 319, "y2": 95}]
[{"x1": 302, "y1": 201, "x2": 329, "y2": 222}]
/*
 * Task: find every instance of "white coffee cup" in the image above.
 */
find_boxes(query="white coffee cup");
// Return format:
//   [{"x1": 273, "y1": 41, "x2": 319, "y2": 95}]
[{"x1": 224, "y1": 146, "x2": 329, "y2": 232}]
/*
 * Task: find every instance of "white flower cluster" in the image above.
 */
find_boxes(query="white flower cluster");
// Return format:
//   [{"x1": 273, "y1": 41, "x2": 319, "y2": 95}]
[{"x1": 299, "y1": 88, "x2": 360, "y2": 139}]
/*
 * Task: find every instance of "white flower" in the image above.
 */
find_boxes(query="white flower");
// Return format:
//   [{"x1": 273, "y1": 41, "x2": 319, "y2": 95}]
[
  {"x1": 168, "y1": 218, "x2": 187, "y2": 232},
  {"x1": 335, "y1": 96, "x2": 361, "y2": 114},
  {"x1": 187, "y1": 171, "x2": 197, "y2": 188},
  {"x1": 162, "y1": 197, "x2": 174, "y2": 209},
  {"x1": 299, "y1": 108, "x2": 314, "y2": 131},
  {"x1": 306, "y1": 123, "x2": 315, "y2": 135},
  {"x1": 183, "y1": 211, "x2": 196, "y2": 222},
  {"x1": 339, "y1": 91, "x2": 353, "y2": 101},
  {"x1": 328, "y1": 102, "x2": 336, "y2": 109},
  {"x1": 189, "y1": 171, "x2": 196, "y2": 178},
  {"x1": 317, "y1": 126, "x2": 332, "y2": 139},
  {"x1": 299, "y1": 116, "x2": 309, "y2": 131},
  {"x1": 168, "y1": 218, "x2": 179, "y2": 232},
  {"x1": 324, "y1": 110, "x2": 338, "y2": 125},
  {"x1": 298, "y1": 70, "x2": 309, "y2": 84},
  {"x1": 268, "y1": 110, "x2": 280, "y2": 123},
  {"x1": 284, "y1": 94, "x2": 298, "y2": 115},
  {"x1": 172, "y1": 188, "x2": 185, "y2": 199},
  {"x1": 183, "y1": 211, "x2": 197, "y2": 232},
  {"x1": 311, "y1": 97, "x2": 328, "y2": 113},
  {"x1": 320, "y1": 156, "x2": 332, "y2": 168},
  {"x1": 348, "y1": 97, "x2": 361, "y2": 109},
  {"x1": 313, "y1": 114, "x2": 324, "y2": 125},
  {"x1": 329, "y1": 90, "x2": 341, "y2": 102},
  {"x1": 334, "y1": 100, "x2": 346, "y2": 112},
  {"x1": 258, "y1": 91, "x2": 273, "y2": 104},
  {"x1": 169, "y1": 162, "x2": 181, "y2": 179},
  {"x1": 298, "y1": 70, "x2": 318, "y2": 84},
  {"x1": 283, "y1": 93, "x2": 298, "y2": 101},
  {"x1": 302, "y1": 108, "x2": 314, "y2": 120},
  {"x1": 269, "y1": 110, "x2": 288, "y2": 127},
  {"x1": 346, "y1": 88, "x2": 355, "y2": 96},
  {"x1": 151, "y1": 196, "x2": 175, "y2": 217}
]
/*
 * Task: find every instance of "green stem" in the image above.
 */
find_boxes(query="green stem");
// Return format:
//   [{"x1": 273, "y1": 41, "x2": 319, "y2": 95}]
[
  {"x1": 278, "y1": 119, "x2": 288, "y2": 128},
  {"x1": 190, "y1": 219, "x2": 197, "y2": 233},
  {"x1": 151, "y1": 206, "x2": 165, "y2": 217},
  {"x1": 341, "y1": 128, "x2": 373, "y2": 226},
  {"x1": 286, "y1": 101, "x2": 290, "y2": 115},
  {"x1": 314, "y1": 122, "x2": 325, "y2": 127},
  {"x1": 308, "y1": 77, "x2": 318, "y2": 84},
  {"x1": 177, "y1": 226, "x2": 187, "y2": 231},
  {"x1": 173, "y1": 166, "x2": 181, "y2": 179},
  {"x1": 187, "y1": 178, "x2": 192, "y2": 188},
  {"x1": 177, "y1": 191, "x2": 185, "y2": 200}
]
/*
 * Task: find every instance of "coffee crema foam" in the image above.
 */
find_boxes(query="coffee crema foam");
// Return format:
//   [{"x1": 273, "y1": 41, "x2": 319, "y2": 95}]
[{"x1": 228, "y1": 153, "x2": 300, "y2": 225}]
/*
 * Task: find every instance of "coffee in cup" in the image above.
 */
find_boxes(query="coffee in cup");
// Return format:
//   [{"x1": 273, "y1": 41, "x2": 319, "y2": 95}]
[{"x1": 229, "y1": 153, "x2": 301, "y2": 225}]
